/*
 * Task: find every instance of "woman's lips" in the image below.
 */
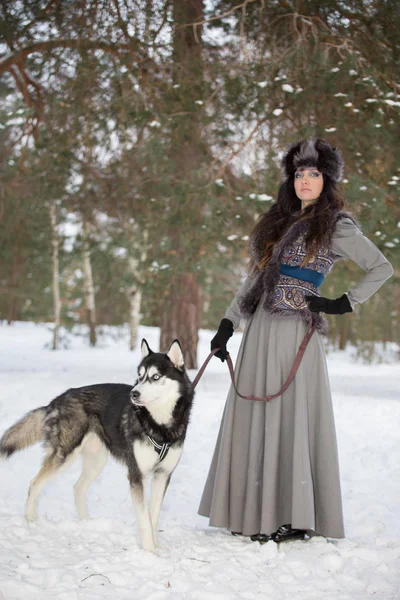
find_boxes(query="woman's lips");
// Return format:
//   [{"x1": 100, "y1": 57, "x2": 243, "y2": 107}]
[{"x1": 301, "y1": 188, "x2": 311, "y2": 191}]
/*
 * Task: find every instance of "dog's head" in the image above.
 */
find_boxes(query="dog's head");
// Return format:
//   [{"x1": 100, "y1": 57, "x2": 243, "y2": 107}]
[{"x1": 130, "y1": 339, "x2": 190, "y2": 409}]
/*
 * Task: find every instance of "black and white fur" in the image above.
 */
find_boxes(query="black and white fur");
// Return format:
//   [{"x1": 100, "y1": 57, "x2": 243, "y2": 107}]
[
  {"x1": 282, "y1": 137, "x2": 345, "y2": 182},
  {"x1": 0, "y1": 339, "x2": 194, "y2": 553}
]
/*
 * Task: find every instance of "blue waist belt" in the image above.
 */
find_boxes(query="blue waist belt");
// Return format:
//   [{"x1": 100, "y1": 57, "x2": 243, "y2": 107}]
[{"x1": 279, "y1": 264, "x2": 325, "y2": 287}]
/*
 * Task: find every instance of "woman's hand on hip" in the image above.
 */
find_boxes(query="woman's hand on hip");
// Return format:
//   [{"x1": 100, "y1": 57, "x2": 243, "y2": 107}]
[{"x1": 305, "y1": 293, "x2": 353, "y2": 315}]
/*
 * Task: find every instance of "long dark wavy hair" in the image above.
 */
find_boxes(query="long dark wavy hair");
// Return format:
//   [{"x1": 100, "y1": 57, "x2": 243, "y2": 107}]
[{"x1": 248, "y1": 174, "x2": 347, "y2": 273}]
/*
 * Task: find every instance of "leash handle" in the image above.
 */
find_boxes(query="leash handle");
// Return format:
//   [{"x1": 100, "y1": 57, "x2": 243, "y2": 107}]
[{"x1": 193, "y1": 319, "x2": 317, "y2": 402}]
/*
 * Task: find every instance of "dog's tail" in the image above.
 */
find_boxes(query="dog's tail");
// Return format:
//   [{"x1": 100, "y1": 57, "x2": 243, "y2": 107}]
[{"x1": 0, "y1": 408, "x2": 46, "y2": 458}]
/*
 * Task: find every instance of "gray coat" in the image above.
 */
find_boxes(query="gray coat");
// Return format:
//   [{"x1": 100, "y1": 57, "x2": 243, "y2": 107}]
[{"x1": 198, "y1": 217, "x2": 393, "y2": 538}]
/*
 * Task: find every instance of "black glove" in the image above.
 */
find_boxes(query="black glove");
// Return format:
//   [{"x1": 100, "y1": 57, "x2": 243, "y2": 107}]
[
  {"x1": 305, "y1": 293, "x2": 353, "y2": 315},
  {"x1": 211, "y1": 318, "x2": 234, "y2": 362}
]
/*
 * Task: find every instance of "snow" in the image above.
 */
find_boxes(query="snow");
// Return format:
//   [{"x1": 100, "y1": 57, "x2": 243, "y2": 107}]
[
  {"x1": 0, "y1": 322, "x2": 399, "y2": 600},
  {"x1": 384, "y1": 99, "x2": 400, "y2": 107},
  {"x1": 257, "y1": 194, "x2": 273, "y2": 201}
]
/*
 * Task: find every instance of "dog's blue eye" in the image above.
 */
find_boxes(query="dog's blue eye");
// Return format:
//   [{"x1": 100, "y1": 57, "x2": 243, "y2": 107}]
[{"x1": 152, "y1": 374, "x2": 161, "y2": 381}]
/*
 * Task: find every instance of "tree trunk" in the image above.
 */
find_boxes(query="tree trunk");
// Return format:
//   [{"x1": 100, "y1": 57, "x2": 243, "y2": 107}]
[
  {"x1": 159, "y1": 0, "x2": 204, "y2": 369},
  {"x1": 338, "y1": 315, "x2": 350, "y2": 351},
  {"x1": 82, "y1": 217, "x2": 97, "y2": 346},
  {"x1": 160, "y1": 273, "x2": 201, "y2": 368},
  {"x1": 128, "y1": 286, "x2": 143, "y2": 351},
  {"x1": 49, "y1": 200, "x2": 61, "y2": 349},
  {"x1": 395, "y1": 268, "x2": 400, "y2": 359},
  {"x1": 7, "y1": 223, "x2": 21, "y2": 324},
  {"x1": 127, "y1": 229, "x2": 148, "y2": 351}
]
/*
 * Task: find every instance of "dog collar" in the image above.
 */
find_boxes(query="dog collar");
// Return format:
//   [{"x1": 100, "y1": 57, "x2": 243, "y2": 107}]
[{"x1": 146, "y1": 435, "x2": 171, "y2": 463}]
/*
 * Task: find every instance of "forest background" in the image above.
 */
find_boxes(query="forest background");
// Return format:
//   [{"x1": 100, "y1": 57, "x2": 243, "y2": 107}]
[{"x1": 1, "y1": 0, "x2": 399, "y2": 367}]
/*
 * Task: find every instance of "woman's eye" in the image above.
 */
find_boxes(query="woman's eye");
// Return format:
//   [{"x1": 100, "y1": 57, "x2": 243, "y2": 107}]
[
  {"x1": 311, "y1": 171, "x2": 320, "y2": 177},
  {"x1": 295, "y1": 172, "x2": 303, "y2": 178}
]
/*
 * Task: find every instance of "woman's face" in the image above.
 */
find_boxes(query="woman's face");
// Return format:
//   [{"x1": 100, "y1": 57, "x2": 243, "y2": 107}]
[{"x1": 294, "y1": 167, "x2": 324, "y2": 207}]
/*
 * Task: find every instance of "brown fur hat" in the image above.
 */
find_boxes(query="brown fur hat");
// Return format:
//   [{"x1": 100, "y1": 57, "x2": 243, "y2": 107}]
[{"x1": 281, "y1": 137, "x2": 344, "y2": 182}]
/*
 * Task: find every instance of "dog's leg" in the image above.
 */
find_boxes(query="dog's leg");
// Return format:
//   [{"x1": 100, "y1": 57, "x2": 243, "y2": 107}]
[
  {"x1": 149, "y1": 471, "x2": 171, "y2": 547},
  {"x1": 129, "y1": 476, "x2": 155, "y2": 553},
  {"x1": 25, "y1": 449, "x2": 77, "y2": 521},
  {"x1": 74, "y1": 433, "x2": 108, "y2": 519}
]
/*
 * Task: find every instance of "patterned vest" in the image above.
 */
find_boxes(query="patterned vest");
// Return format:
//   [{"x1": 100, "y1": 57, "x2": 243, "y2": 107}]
[
  {"x1": 239, "y1": 211, "x2": 358, "y2": 333},
  {"x1": 271, "y1": 229, "x2": 337, "y2": 313}
]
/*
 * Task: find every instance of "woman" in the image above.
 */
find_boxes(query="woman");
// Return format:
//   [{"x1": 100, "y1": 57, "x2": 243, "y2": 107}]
[{"x1": 198, "y1": 138, "x2": 393, "y2": 543}]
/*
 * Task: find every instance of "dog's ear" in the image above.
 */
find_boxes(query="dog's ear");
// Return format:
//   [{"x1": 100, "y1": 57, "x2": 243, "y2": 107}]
[
  {"x1": 167, "y1": 339, "x2": 184, "y2": 371},
  {"x1": 141, "y1": 339, "x2": 153, "y2": 359}
]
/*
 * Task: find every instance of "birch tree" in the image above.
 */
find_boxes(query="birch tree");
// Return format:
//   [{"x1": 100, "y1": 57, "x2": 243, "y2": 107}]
[
  {"x1": 49, "y1": 200, "x2": 61, "y2": 350},
  {"x1": 81, "y1": 215, "x2": 97, "y2": 347},
  {"x1": 126, "y1": 227, "x2": 148, "y2": 351}
]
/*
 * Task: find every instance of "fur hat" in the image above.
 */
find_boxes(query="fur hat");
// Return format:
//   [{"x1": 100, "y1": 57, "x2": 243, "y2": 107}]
[{"x1": 281, "y1": 137, "x2": 344, "y2": 182}]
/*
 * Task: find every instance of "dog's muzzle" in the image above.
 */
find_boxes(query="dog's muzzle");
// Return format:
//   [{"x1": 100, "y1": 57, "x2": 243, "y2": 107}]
[{"x1": 130, "y1": 389, "x2": 140, "y2": 402}]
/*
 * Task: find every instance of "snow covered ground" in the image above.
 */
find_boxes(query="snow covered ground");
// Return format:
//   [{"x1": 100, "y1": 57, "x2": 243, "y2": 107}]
[{"x1": 0, "y1": 322, "x2": 399, "y2": 600}]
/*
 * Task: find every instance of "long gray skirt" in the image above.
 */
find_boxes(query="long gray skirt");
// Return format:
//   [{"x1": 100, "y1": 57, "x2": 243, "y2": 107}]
[{"x1": 198, "y1": 308, "x2": 345, "y2": 539}]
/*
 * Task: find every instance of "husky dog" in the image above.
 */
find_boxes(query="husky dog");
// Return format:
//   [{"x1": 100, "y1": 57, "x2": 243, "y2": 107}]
[{"x1": 0, "y1": 339, "x2": 194, "y2": 552}]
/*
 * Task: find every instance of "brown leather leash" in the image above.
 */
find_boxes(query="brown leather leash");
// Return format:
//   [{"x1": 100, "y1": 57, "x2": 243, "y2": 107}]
[{"x1": 192, "y1": 319, "x2": 318, "y2": 402}]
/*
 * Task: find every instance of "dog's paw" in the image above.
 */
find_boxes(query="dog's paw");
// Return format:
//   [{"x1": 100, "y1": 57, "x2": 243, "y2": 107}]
[
  {"x1": 142, "y1": 540, "x2": 157, "y2": 553},
  {"x1": 25, "y1": 511, "x2": 38, "y2": 522},
  {"x1": 156, "y1": 543, "x2": 168, "y2": 551}
]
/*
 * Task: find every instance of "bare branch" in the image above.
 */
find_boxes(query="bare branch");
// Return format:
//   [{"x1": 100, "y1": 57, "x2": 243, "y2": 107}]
[
  {"x1": 152, "y1": 0, "x2": 172, "y2": 42},
  {"x1": 178, "y1": 0, "x2": 260, "y2": 29},
  {"x1": 240, "y1": 0, "x2": 249, "y2": 61},
  {"x1": 111, "y1": 0, "x2": 136, "y2": 43},
  {"x1": 0, "y1": 38, "x2": 143, "y2": 75}
]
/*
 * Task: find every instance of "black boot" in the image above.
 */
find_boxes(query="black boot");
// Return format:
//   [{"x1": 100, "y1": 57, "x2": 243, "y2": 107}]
[
  {"x1": 231, "y1": 531, "x2": 272, "y2": 544},
  {"x1": 250, "y1": 533, "x2": 272, "y2": 544},
  {"x1": 271, "y1": 524, "x2": 306, "y2": 543}
]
